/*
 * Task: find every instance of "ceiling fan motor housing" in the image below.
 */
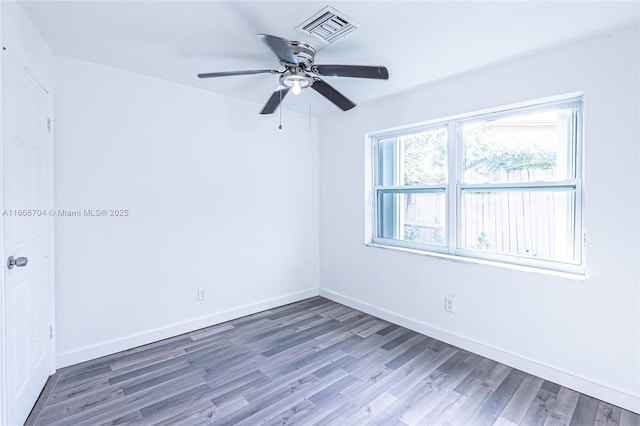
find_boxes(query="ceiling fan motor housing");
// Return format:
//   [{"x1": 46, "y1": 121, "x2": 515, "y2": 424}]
[{"x1": 280, "y1": 40, "x2": 317, "y2": 69}]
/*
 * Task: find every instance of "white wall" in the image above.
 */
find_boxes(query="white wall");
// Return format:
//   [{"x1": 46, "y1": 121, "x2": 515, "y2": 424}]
[
  {"x1": 54, "y1": 57, "x2": 320, "y2": 367},
  {"x1": 319, "y1": 24, "x2": 640, "y2": 412}
]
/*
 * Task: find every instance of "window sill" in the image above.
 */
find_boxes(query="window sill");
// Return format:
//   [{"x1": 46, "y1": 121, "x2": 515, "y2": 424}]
[{"x1": 365, "y1": 243, "x2": 587, "y2": 281}]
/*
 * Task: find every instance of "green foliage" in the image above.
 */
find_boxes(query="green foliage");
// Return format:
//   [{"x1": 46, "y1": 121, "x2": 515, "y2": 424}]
[
  {"x1": 403, "y1": 225, "x2": 445, "y2": 245},
  {"x1": 463, "y1": 122, "x2": 557, "y2": 181},
  {"x1": 404, "y1": 225, "x2": 419, "y2": 241},
  {"x1": 475, "y1": 232, "x2": 490, "y2": 250},
  {"x1": 401, "y1": 129, "x2": 447, "y2": 186},
  {"x1": 432, "y1": 228, "x2": 444, "y2": 244}
]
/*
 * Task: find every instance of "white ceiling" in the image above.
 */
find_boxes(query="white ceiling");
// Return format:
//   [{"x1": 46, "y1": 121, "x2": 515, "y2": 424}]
[{"x1": 19, "y1": 1, "x2": 640, "y2": 115}]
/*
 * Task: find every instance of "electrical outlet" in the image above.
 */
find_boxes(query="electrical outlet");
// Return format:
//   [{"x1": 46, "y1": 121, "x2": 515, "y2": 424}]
[
  {"x1": 444, "y1": 295, "x2": 455, "y2": 313},
  {"x1": 197, "y1": 288, "x2": 206, "y2": 301}
]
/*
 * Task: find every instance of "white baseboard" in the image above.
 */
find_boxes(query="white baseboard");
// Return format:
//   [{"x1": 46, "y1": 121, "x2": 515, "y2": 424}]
[
  {"x1": 319, "y1": 288, "x2": 640, "y2": 414},
  {"x1": 56, "y1": 288, "x2": 319, "y2": 369}
]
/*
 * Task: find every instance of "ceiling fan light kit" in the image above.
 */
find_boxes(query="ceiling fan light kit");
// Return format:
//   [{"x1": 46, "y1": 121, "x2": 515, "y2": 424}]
[
  {"x1": 280, "y1": 72, "x2": 312, "y2": 95},
  {"x1": 197, "y1": 34, "x2": 389, "y2": 114}
]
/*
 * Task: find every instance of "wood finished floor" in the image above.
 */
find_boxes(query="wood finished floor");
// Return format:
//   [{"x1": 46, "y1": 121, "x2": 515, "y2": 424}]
[{"x1": 27, "y1": 297, "x2": 639, "y2": 426}]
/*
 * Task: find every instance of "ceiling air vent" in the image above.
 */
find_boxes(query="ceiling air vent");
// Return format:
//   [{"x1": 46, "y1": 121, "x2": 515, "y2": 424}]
[{"x1": 296, "y1": 6, "x2": 359, "y2": 45}]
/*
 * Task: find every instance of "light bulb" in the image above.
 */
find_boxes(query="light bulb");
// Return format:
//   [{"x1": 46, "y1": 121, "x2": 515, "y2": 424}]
[{"x1": 291, "y1": 79, "x2": 301, "y2": 95}]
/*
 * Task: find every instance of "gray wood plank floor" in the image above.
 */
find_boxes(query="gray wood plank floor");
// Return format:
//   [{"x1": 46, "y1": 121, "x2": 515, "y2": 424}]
[{"x1": 26, "y1": 297, "x2": 640, "y2": 425}]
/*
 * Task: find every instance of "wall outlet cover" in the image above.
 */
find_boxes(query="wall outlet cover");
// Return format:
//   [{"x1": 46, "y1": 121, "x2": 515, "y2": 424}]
[{"x1": 444, "y1": 295, "x2": 455, "y2": 313}]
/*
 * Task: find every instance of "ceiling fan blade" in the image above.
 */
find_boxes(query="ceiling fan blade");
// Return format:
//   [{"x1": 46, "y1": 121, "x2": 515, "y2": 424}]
[
  {"x1": 257, "y1": 34, "x2": 298, "y2": 65},
  {"x1": 311, "y1": 79, "x2": 356, "y2": 111},
  {"x1": 198, "y1": 69, "x2": 275, "y2": 78},
  {"x1": 260, "y1": 87, "x2": 290, "y2": 114},
  {"x1": 313, "y1": 65, "x2": 389, "y2": 80}
]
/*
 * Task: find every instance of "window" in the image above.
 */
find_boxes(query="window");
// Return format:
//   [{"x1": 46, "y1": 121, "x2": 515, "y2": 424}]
[{"x1": 371, "y1": 98, "x2": 583, "y2": 273}]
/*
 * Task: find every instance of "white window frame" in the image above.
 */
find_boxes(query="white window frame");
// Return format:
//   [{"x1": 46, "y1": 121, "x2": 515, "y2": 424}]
[{"x1": 370, "y1": 96, "x2": 584, "y2": 274}]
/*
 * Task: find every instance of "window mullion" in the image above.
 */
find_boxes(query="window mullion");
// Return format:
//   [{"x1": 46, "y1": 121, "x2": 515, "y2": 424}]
[
  {"x1": 447, "y1": 120, "x2": 458, "y2": 255},
  {"x1": 459, "y1": 180, "x2": 580, "y2": 191},
  {"x1": 394, "y1": 138, "x2": 402, "y2": 239},
  {"x1": 376, "y1": 185, "x2": 447, "y2": 192},
  {"x1": 574, "y1": 101, "x2": 584, "y2": 265}
]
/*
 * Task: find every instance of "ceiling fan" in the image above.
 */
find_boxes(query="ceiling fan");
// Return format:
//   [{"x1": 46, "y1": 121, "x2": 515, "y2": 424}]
[{"x1": 197, "y1": 34, "x2": 389, "y2": 114}]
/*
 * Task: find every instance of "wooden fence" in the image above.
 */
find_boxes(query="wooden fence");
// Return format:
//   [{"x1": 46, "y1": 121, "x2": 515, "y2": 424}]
[{"x1": 403, "y1": 171, "x2": 573, "y2": 262}]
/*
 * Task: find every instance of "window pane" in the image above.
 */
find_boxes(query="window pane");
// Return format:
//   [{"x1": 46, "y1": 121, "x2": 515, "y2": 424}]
[
  {"x1": 401, "y1": 128, "x2": 447, "y2": 185},
  {"x1": 376, "y1": 128, "x2": 447, "y2": 186},
  {"x1": 378, "y1": 191, "x2": 446, "y2": 245},
  {"x1": 461, "y1": 108, "x2": 575, "y2": 184},
  {"x1": 460, "y1": 190, "x2": 576, "y2": 263}
]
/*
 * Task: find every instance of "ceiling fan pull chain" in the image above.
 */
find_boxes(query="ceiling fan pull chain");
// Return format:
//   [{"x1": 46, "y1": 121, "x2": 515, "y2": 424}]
[{"x1": 278, "y1": 88, "x2": 283, "y2": 130}]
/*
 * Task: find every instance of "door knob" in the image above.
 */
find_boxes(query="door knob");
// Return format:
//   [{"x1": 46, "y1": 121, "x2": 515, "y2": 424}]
[{"x1": 7, "y1": 256, "x2": 28, "y2": 269}]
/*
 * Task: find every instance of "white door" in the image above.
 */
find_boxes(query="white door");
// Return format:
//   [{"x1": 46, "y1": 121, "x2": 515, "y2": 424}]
[{"x1": 2, "y1": 50, "x2": 55, "y2": 426}]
